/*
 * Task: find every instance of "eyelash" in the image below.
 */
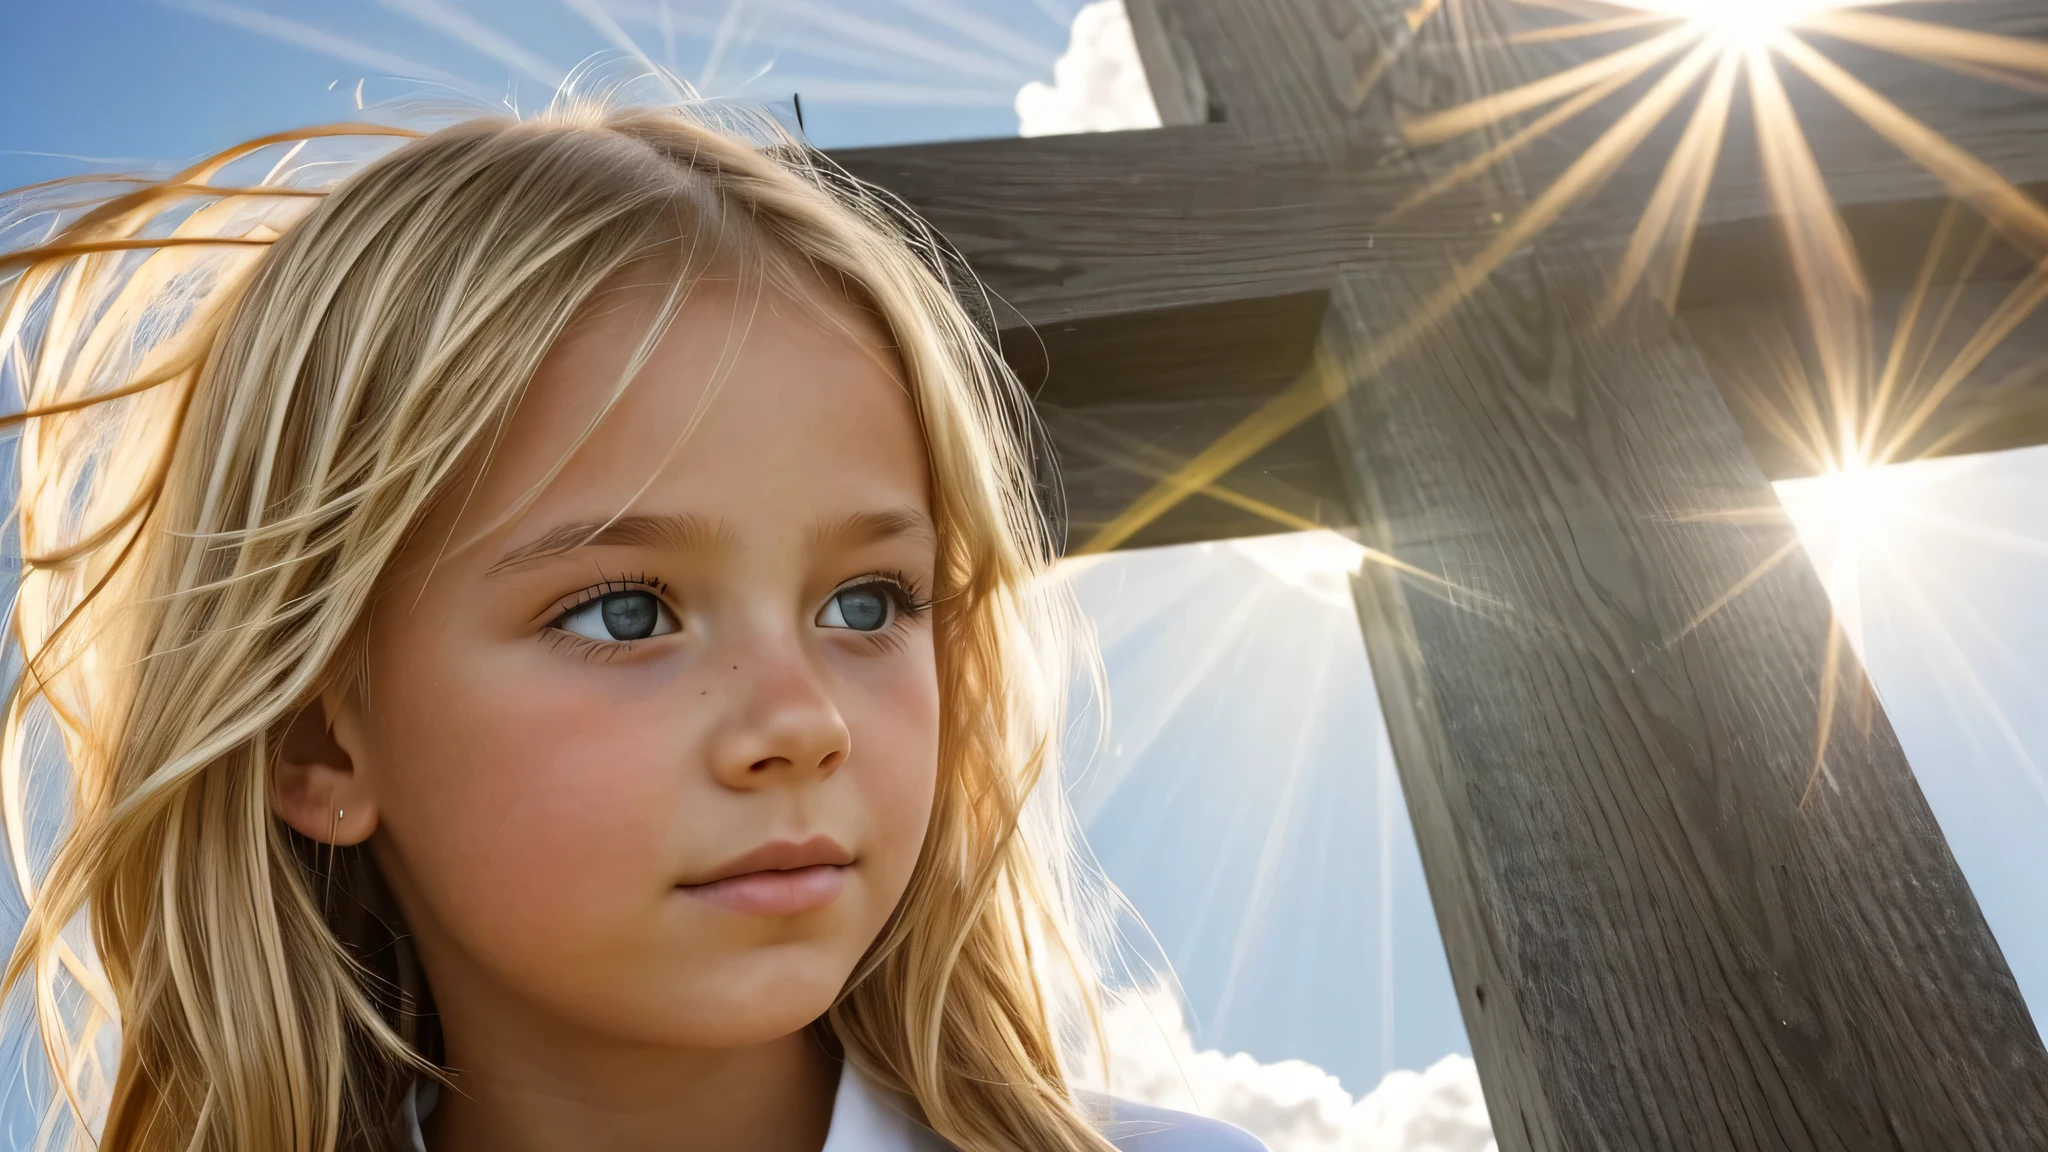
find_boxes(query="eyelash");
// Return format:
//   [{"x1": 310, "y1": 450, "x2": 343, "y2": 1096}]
[
  {"x1": 536, "y1": 570, "x2": 934, "y2": 662},
  {"x1": 837, "y1": 568, "x2": 935, "y2": 654},
  {"x1": 539, "y1": 573, "x2": 672, "y2": 664}
]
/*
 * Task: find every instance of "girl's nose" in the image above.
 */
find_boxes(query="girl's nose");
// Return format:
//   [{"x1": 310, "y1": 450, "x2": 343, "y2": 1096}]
[{"x1": 703, "y1": 641, "x2": 852, "y2": 789}]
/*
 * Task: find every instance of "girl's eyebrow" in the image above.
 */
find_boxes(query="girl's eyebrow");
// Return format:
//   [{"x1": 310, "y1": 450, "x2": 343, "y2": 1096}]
[
  {"x1": 487, "y1": 507, "x2": 933, "y2": 575},
  {"x1": 814, "y1": 507, "x2": 937, "y2": 550},
  {"x1": 489, "y1": 513, "x2": 735, "y2": 574}
]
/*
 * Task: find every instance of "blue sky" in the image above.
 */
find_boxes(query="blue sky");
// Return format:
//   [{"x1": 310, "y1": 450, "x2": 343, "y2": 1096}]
[
  {"x1": 1060, "y1": 454, "x2": 2048, "y2": 1098},
  {"x1": 4, "y1": 0, "x2": 2046, "y2": 1137},
  {"x1": 0, "y1": 0, "x2": 1478, "y2": 1122},
  {"x1": 0, "y1": 0, "x2": 1056, "y2": 191},
  {"x1": 1779, "y1": 450, "x2": 2048, "y2": 1030},
  {"x1": 1058, "y1": 535, "x2": 1468, "y2": 1094}
]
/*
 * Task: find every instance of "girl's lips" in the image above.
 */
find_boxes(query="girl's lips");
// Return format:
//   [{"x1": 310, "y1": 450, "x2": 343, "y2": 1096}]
[{"x1": 681, "y1": 863, "x2": 847, "y2": 915}]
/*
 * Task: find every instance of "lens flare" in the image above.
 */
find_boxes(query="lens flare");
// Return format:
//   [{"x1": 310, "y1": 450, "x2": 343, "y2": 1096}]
[
  {"x1": 1631, "y1": 0, "x2": 1838, "y2": 50},
  {"x1": 1083, "y1": 0, "x2": 2048, "y2": 558},
  {"x1": 1780, "y1": 459, "x2": 1959, "y2": 644},
  {"x1": 1773, "y1": 454, "x2": 1989, "y2": 803}
]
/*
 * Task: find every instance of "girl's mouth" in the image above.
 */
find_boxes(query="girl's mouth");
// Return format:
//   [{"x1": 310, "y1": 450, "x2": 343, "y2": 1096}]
[{"x1": 680, "y1": 864, "x2": 847, "y2": 915}]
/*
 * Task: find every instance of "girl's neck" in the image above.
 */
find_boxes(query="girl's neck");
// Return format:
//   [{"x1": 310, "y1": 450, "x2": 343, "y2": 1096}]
[{"x1": 426, "y1": 1022, "x2": 839, "y2": 1152}]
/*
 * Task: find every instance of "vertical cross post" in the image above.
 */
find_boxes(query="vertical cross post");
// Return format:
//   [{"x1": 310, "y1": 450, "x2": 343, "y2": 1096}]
[{"x1": 1125, "y1": 2, "x2": 2048, "y2": 1147}]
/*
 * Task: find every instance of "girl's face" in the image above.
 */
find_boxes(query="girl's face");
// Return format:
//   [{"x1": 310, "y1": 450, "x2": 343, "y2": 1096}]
[{"x1": 284, "y1": 275, "x2": 941, "y2": 1055}]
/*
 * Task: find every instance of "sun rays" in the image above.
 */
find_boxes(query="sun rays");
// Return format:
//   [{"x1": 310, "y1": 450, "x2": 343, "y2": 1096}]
[
  {"x1": 1056, "y1": 0, "x2": 2048, "y2": 812},
  {"x1": 1657, "y1": 204, "x2": 2048, "y2": 805},
  {"x1": 1400, "y1": 0, "x2": 2048, "y2": 361},
  {"x1": 149, "y1": 0, "x2": 2048, "y2": 810},
  {"x1": 1774, "y1": 457, "x2": 1960, "y2": 802},
  {"x1": 1408, "y1": 0, "x2": 2048, "y2": 479},
  {"x1": 1774, "y1": 447, "x2": 2048, "y2": 816},
  {"x1": 1636, "y1": 193, "x2": 2048, "y2": 804},
  {"x1": 171, "y1": 0, "x2": 1064, "y2": 113},
  {"x1": 1055, "y1": 531, "x2": 1448, "y2": 1089},
  {"x1": 1081, "y1": 0, "x2": 2048, "y2": 550},
  {"x1": 1778, "y1": 459, "x2": 1961, "y2": 653}
]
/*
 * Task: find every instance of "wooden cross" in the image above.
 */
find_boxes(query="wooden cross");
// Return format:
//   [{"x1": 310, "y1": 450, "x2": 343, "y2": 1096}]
[{"x1": 835, "y1": 1, "x2": 2048, "y2": 1147}]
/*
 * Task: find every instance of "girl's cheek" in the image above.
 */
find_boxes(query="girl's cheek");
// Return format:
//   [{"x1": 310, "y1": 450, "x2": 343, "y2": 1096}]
[
  {"x1": 374, "y1": 612, "x2": 939, "y2": 968},
  {"x1": 845, "y1": 645, "x2": 943, "y2": 878},
  {"x1": 373, "y1": 641, "x2": 693, "y2": 937}
]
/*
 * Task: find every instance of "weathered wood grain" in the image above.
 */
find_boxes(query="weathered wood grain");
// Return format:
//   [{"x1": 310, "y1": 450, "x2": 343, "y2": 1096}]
[
  {"x1": 835, "y1": 136, "x2": 2048, "y2": 333},
  {"x1": 1684, "y1": 278, "x2": 2048, "y2": 479},
  {"x1": 839, "y1": 112, "x2": 2047, "y2": 482},
  {"x1": 1123, "y1": 0, "x2": 1396, "y2": 156},
  {"x1": 1123, "y1": 1, "x2": 2048, "y2": 1149},
  {"x1": 832, "y1": 0, "x2": 2048, "y2": 327},
  {"x1": 827, "y1": 0, "x2": 2048, "y2": 1139},
  {"x1": 1002, "y1": 292, "x2": 1354, "y2": 549},
  {"x1": 835, "y1": 126, "x2": 1384, "y2": 324},
  {"x1": 1041, "y1": 399, "x2": 1355, "y2": 548},
  {"x1": 833, "y1": 0, "x2": 2048, "y2": 493},
  {"x1": 1331, "y1": 247, "x2": 2048, "y2": 1150},
  {"x1": 1125, "y1": 0, "x2": 1214, "y2": 127},
  {"x1": 834, "y1": 7, "x2": 2048, "y2": 1142}
]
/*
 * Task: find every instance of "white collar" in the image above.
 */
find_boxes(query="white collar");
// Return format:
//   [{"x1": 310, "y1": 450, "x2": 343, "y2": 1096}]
[
  {"x1": 820, "y1": 1063, "x2": 956, "y2": 1152},
  {"x1": 396, "y1": 1062, "x2": 954, "y2": 1151}
]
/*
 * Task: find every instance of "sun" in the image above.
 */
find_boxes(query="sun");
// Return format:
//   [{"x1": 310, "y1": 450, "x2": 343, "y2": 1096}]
[
  {"x1": 1782, "y1": 463, "x2": 1913, "y2": 558},
  {"x1": 1775, "y1": 457, "x2": 1972, "y2": 653},
  {"x1": 1630, "y1": 0, "x2": 1841, "y2": 50},
  {"x1": 1767, "y1": 454, "x2": 1984, "y2": 803}
]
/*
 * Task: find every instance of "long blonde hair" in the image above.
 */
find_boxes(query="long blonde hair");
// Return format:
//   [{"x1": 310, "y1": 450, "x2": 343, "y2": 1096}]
[{"x1": 0, "y1": 94, "x2": 1109, "y2": 1152}]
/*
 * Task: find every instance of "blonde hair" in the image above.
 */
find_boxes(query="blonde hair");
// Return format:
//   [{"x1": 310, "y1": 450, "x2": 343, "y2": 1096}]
[{"x1": 0, "y1": 96, "x2": 1110, "y2": 1152}]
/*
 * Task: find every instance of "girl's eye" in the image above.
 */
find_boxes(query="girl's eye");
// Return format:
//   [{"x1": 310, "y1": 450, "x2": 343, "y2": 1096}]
[
  {"x1": 553, "y1": 591, "x2": 677, "y2": 642},
  {"x1": 817, "y1": 584, "x2": 895, "y2": 632}
]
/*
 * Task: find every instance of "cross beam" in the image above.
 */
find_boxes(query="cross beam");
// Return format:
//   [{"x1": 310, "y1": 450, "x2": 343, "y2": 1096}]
[
  {"x1": 836, "y1": 1, "x2": 2048, "y2": 1147},
  {"x1": 836, "y1": 0, "x2": 2048, "y2": 526}
]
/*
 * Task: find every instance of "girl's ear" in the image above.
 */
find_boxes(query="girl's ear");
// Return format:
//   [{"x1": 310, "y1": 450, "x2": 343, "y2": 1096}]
[{"x1": 272, "y1": 689, "x2": 378, "y2": 846}]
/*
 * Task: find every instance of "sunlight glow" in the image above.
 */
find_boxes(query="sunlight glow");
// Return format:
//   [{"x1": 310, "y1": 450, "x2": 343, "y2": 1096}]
[
  {"x1": 1780, "y1": 457, "x2": 1976, "y2": 640},
  {"x1": 1077, "y1": 0, "x2": 2048, "y2": 808},
  {"x1": 1081, "y1": 0, "x2": 2048, "y2": 556},
  {"x1": 1630, "y1": 0, "x2": 1838, "y2": 51},
  {"x1": 1776, "y1": 456, "x2": 1984, "y2": 803},
  {"x1": 1228, "y1": 531, "x2": 1369, "y2": 607},
  {"x1": 1780, "y1": 461, "x2": 1956, "y2": 630}
]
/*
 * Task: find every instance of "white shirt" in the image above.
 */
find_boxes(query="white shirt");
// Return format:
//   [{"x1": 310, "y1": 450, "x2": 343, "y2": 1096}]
[
  {"x1": 817, "y1": 1065, "x2": 955, "y2": 1152},
  {"x1": 398, "y1": 1063, "x2": 1263, "y2": 1151}
]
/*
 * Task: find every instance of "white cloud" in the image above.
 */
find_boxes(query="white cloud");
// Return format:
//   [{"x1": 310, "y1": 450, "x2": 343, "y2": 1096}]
[
  {"x1": 1089, "y1": 985, "x2": 1498, "y2": 1152},
  {"x1": 1016, "y1": 0, "x2": 1163, "y2": 137}
]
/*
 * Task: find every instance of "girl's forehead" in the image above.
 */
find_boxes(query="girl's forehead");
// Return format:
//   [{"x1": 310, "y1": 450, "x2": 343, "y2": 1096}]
[
  {"x1": 532, "y1": 275, "x2": 897, "y2": 416},
  {"x1": 464, "y1": 276, "x2": 929, "y2": 554}
]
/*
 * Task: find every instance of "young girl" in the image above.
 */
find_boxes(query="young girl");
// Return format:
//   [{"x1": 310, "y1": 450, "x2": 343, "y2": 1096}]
[{"x1": 0, "y1": 97, "x2": 1263, "y2": 1152}]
